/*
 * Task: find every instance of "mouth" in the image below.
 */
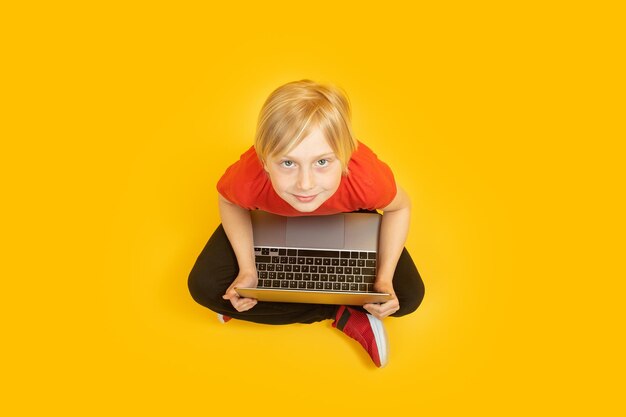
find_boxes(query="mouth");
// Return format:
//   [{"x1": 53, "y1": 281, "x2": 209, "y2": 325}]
[{"x1": 293, "y1": 194, "x2": 317, "y2": 202}]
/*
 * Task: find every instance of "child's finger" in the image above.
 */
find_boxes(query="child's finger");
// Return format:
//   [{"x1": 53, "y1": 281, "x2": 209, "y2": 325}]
[
  {"x1": 222, "y1": 290, "x2": 236, "y2": 300},
  {"x1": 232, "y1": 296, "x2": 257, "y2": 312}
]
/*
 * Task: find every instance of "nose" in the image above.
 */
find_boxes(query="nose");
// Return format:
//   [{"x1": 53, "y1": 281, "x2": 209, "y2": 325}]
[{"x1": 297, "y1": 168, "x2": 315, "y2": 191}]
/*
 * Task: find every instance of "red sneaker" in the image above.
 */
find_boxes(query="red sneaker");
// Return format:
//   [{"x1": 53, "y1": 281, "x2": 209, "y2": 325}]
[
  {"x1": 217, "y1": 313, "x2": 232, "y2": 323},
  {"x1": 332, "y1": 306, "x2": 389, "y2": 367}
]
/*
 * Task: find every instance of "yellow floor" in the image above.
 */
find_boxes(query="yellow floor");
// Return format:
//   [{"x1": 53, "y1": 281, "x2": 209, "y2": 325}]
[{"x1": 3, "y1": 2, "x2": 624, "y2": 416}]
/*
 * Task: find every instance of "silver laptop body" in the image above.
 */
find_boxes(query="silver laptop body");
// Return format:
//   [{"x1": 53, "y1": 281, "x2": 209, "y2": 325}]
[{"x1": 234, "y1": 210, "x2": 392, "y2": 305}]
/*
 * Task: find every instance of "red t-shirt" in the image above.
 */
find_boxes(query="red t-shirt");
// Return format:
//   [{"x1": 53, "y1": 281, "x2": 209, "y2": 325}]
[{"x1": 216, "y1": 141, "x2": 397, "y2": 216}]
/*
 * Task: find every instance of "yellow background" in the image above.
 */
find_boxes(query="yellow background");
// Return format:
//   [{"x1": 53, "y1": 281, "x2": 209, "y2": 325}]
[{"x1": 2, "y1": 1, "x2": 624, "y2": 415}]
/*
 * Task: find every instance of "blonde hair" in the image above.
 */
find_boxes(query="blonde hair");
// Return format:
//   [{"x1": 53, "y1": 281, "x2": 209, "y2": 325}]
[{"x1": 254, "y1": 79, "x2": 357, "y2": 174}]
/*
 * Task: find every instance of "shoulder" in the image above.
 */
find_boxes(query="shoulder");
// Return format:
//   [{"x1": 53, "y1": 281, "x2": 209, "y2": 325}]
[
  {"x1": 347, "y1": 141, "x2": 395, "y2": 186},
  {"x1": 341, "y1": 141, "x2": 397, "y2": 209},
  {"x1": 216, "y1": 146, "x2": 267, "y2": 209}
]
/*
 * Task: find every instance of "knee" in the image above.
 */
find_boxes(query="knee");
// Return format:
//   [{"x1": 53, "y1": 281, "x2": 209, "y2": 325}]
[
  {"x1": 187, "y1": 263, "x2": 231, "y2": 312},
  {"x1": 395, "y1": 289, "x2": 425, "y2": 317},
  {"x1": 393, "y1": 274, "x2": 425, "y2": 317}
]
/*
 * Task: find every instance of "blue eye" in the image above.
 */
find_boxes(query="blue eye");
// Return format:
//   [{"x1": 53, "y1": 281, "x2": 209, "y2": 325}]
[
  {"x1": 317, "y1": 159, "x2": 328, "y2": 166},
  {"x1": 281, "y1": 160, "x2": 294, "y2": 168}
]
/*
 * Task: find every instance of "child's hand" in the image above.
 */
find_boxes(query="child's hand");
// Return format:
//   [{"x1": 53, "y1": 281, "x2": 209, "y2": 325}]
[
  {"x1": 223, "y1": 269, "x2": 259, "y2": 312},
  {"x1": 363, "y1": 281, "x2": 400, "y2": 320}
]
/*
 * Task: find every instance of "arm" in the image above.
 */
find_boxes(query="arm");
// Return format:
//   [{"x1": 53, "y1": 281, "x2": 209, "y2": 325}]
[
  {"x1": 218, "y1": 193, "x2": 258, "y2": 312},
  {"x1": 363, "y1": 184, "x2": 411, "y2": 319}
]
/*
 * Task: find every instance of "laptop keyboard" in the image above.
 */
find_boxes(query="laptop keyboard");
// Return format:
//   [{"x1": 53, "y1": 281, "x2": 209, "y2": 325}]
[{"x1": 254, "y1": 247, "x2": 377, "y2": 292}]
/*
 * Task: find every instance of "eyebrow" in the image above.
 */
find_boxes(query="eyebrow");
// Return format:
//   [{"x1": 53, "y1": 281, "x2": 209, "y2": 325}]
[{"x1": 281, "y1": 152, "x2": 336, "y2": 161}]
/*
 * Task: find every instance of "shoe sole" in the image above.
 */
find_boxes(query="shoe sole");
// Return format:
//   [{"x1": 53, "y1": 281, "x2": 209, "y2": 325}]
[{"x1": 366, "y1": 314, "x2": 389, "y2": 367}]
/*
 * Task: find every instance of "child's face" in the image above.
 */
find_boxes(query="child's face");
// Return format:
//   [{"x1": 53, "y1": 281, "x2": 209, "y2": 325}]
[{"x1": 264, "y1": 127, "x2": 342, "y2": 212}]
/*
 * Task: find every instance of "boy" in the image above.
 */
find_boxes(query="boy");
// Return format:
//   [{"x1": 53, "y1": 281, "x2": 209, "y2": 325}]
[{"x1": 188, "y1": 80, "x2": 425, "y2": 367}]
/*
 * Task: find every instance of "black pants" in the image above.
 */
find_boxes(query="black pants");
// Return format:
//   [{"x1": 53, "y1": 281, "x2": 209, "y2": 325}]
[{"x1": 188, "y1": 218, "x2": 425, "y2": 325}]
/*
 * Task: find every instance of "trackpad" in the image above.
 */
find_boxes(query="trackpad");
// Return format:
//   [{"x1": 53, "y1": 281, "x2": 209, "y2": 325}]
[{"x1": 286, "y1": 215, "x2": 345, "y2": 249}]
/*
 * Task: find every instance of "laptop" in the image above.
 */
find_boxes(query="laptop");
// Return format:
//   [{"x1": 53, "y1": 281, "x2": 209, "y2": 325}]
[{"x1": 234, "y1": 210, "x2": 393, "y2": 305}]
